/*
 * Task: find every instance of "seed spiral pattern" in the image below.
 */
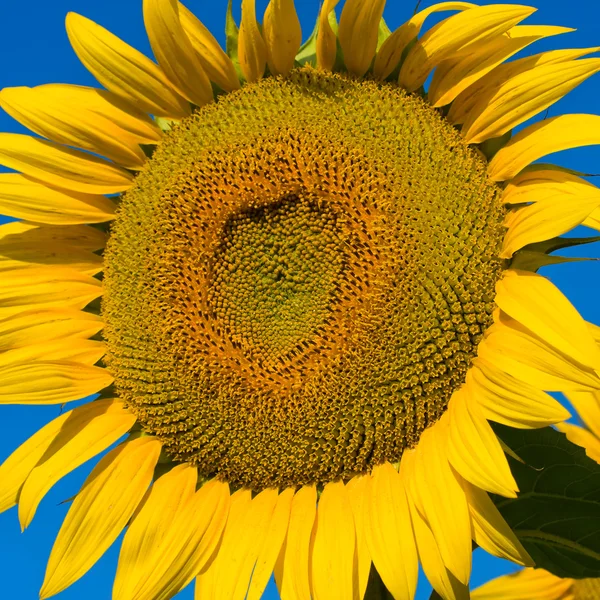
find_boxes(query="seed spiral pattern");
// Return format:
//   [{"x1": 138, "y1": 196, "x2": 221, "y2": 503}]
[{"x1": 103, "y1": 69, "x2": 505, "y2": 490}]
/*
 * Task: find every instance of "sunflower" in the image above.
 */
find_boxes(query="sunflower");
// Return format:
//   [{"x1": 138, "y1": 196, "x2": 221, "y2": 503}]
[{"x1": 1, "y1": 0, "x2": 600, "y2": 598}]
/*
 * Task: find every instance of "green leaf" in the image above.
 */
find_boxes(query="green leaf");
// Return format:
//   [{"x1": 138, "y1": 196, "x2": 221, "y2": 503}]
[{"x1": 491, "y1": 423, "x2": 600, "y2": 578}]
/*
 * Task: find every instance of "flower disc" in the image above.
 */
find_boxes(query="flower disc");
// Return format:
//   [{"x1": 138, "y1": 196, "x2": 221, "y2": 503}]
[{"x1": 103, "y1": 68, "x2": 505, "y2": 490}]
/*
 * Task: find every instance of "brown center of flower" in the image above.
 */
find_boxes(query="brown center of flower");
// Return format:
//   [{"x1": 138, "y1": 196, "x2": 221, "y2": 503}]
[{"x1": 102, "y1": 69, "x2": 505, "y2": 491}]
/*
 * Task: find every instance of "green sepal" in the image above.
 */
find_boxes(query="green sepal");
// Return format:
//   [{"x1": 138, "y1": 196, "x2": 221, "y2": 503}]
[
  {"x1": 154, "y1": 116, "x2": 175, "y2": 132},
  {"x1": 376, "y1": 17, "x2": 392, "y2": 51},
  {"x1": 157, "y1": 447, "x2": 174, "y2": 464},
  {"x1": 364, "y1": 565, "x2": 394, "y2": 600},
  {"x1": 94, "y1": 383, "x2": 116, "y2": 400},
  {"x1": 152, "y1": 462, "x2": 173, "y2": 481},
  {"x1": 491, "y1": 423, "x2": 600, "y2": 579},
  {"x1": 295, "y1": 8, "x2": 345, "y2": 71},
  {"x1": 327, "y1": 10, "x2": 345, "y2": 72},
  {"x1": 89, "y1": 219, "x2": 114, "y2": 235},
  {"x1": 521, "y1": 234, "x2": 600, "y2": 256},
  {"x1": 327, "y1": 7, "x2": 339, "y2": 35},
  {"x1": 225, "y1": 0, "x2": 244, "y2": 81},
  {"x1": 141, "y1": 143, "x2": 158, "y2": 161},
  {"x1": 83, "y1": 296, "x2": 102, "y2": 316},
  {"x1": 479, "y1": 130, "x2": 511, "y2": 161},
  {"x1": 296, "y1": 18, "x2": 319, "y2": 66},
  {"x1": 126, "y1": 429, "x2": 154, "y2": 442},
  {"x1": 510, "y1": 250, "x2": 595, "y2": 272}
]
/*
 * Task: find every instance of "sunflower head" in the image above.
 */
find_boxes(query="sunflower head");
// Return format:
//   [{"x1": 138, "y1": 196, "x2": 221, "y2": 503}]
[
  {"x1": 102, "y1": 68, "x2": 505, "y2": 490},
  {"x1": 0, "y1": 0, "x2": 599, "y2": 599}
]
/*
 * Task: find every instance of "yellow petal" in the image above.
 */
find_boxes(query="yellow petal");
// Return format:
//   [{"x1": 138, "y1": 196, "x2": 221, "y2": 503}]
[
  {"x1": 278, "y1": 485, "x2": 317, "y2": 600},
  {"x1": 216, "y1": 488, "x2": 280, "y2": 599},
  {"x1": 178, "y1": 2, "x2": 240, "y2": 91},
  {"x1": 0, "y1": 221, "x2": 107, "y2": 251},
  {"x1": 65, "y1": 12, "x2": 190, "y2": 119},
  {"x1": 496, "y1": 270, "x2": 600, "y2": 371},
  {"x1": 310, "y1": 480, "x2": 356, "y2": 600},
  {"x1": 399, "y1": 4, "x2": 536, "y2": 91},
  {"x1": 238, "y1": 0, "x2": 267, "y2": 82},
  {"x1": 463, "y1": 58, "x2": 600, "y2": 143},
  {"x1": 262, "y1": 0, "x2": 302, "y2": 76},
  {"x1": 583, "y1": 207, "x2": 600, "y2": 231},
  {"x1": 0, "y1": 266, "x2": 102, "y2": 320},
  {"x1": 468, "y1": 359, "x2": 570, "y2": 428},
  {"x1": 131, "y1": 478, "x2": 230, "y2": 600},
  {"x1": 502, "y1": 197, "x2": 600, "y2": 257},
  {"x1": 409, "y1": 498, "x2": 469, "y2": 600},
  {"x1": 246, "y1": 488, "x2": 295, "y2": 600},
  {"x1": 0, "y1": 242, "x2": 103, "y2": 279},
  {"x1": 447, "y1": 387, "x2": 518, "y2": 497},
  {"x1": 40, "y1": 84, "x2": 161, "y2": 141},
  {"x1": 364, "y1": 462, "x2": 418, "y2": 600},
  {"x1": 345, "y1": 475, "x2": 372, "y2": 600},
  {"x1": 0, "y1": 405, "x2": 86, "y2": 513},
  {"x1": 556, "y1": 422, "x2": 600, "y2": 463},
  {"x1": 338, "y1": 0, "x2": 386, "y2": 76},
  {"x1": 0, "y1": 220, "x2": 105, "y2": 276},
  {"x1": 429, "y1": 25, "x2": 573, "y2": 108},
  {"x1": 40, "y1": 437, "x2": 162, "y2": 599},
  {"x1": 0, "y1": 255, "x2": 101, "y2": 278},
  {"x1": 478, "y1": 320, "x2": 600, "y2": 392},
  {"x1": 0, "y1": 133, "x2": 133, "y2": 195},
  {"x1": 409, "y1": 421, "x2": 472, "y2": 584},
  {"x1": 489, "y1": 114, "x2": 600, "y2": 181},
  {"x1": 588, "y1": 321, "x2": 600, "y2": 345},
  {"x1": 503, "y1": 165, "x2": 600, "y2": 203},
  {"x1": 113, "y1": 464, "x2": 198, "y2": 600},
  {"x1": 0, "y1": 338, "x2": 105, "y2": 368},
  {"x1": 0, "y1": 309, "x2": 102, "y2": 352},
  {"x1": 0, "y1": 86, "x2": 152, "y2": 169},
  {"x1": 0, "y1": 173, "x2": 115, "y2": 224},
  {"x1": 374, "y1": 2, "x2": 475, "y2": 80},
  {"x1": 316, "y1": 0, "x2": 341, "y2": 71},
  {"x1": 143, "y1": 0, "x2": 213, "y2": 107},
  {"x1": 449, "y1": 46, "x2": 600, "y2": 125},
  {"x1": 461, "y1": 478, "x2": 533, "y2": 566},
  {"x1": 0, "y1": 360, "x2": 112, "y2": 405},
  {"x1": 18, "y1": 399, "x2": 135, "y2": 530},
  {"x1": 194, "y1": 488, "x2": 251, "y2": 599},
  {"x1": 471, "y1": 568, "x2": 574, "y2": 600},
  {"x1": 564, "y1": 390, "x2": 600, "y2": 438}
]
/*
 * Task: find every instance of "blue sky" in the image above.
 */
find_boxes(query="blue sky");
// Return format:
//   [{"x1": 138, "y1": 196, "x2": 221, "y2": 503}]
[{"x1": 0, "y1": 0, "x2": 599, "y2": 599}]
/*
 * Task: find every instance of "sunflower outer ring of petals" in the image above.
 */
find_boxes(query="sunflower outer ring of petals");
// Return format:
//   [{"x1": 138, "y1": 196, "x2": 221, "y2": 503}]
[{"x1": 0, "y1": 2, "x2": 599, "y2": 600}]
